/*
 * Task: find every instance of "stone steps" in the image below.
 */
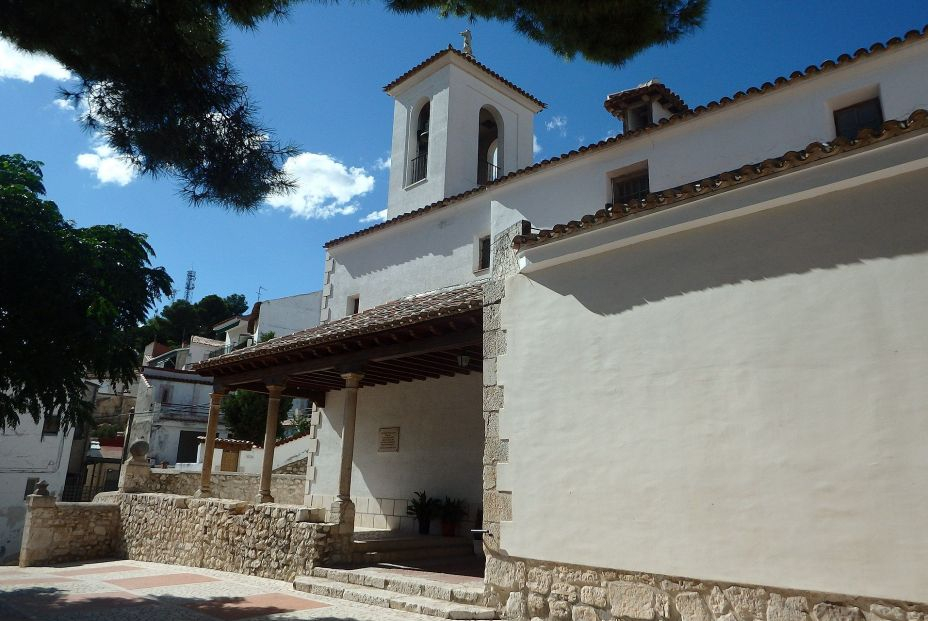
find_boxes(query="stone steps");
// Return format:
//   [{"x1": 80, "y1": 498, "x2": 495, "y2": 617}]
[
  {"x1": 348, "y1": 536, "x2": 473, "y2": 565},
  {"x1": 294, "y1": 571, "x2": 499, "y2": 619}
]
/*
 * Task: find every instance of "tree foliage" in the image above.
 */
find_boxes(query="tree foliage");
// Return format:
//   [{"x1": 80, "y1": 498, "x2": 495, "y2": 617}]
[
  {"x1": 387, "y1": 1, "x2": 709, "y2": 65},
  {"x1": 0, "y1": 1, "x2": 707, "y2": 211},
  {"x1": 222, "y1": 390, "x2": 293, "y2": 445},
  {"x1": 136, "y1": 293, "x2": 249, "y2": 349},
  {"x1": 0, "y1": 0, "x2": 298, "y2": 212},
  {"x1": 0, "y1": 154, "x2": 172, "y2": 431}
]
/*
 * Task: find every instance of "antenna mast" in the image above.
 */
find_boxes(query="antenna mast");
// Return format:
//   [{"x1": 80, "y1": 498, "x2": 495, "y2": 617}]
[{"x1": 183, "y1": 270, "x2": 197, "y2": 302}]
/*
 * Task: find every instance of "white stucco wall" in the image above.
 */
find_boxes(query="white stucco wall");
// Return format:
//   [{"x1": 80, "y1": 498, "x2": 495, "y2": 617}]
[
  {"x1": 496, "y1": 167, "x2": 928, "y2": 603},
  {"x1": 327, "y1": 39, "x2": 928, "y2": 320},
  {"x1": 255, "y1": 292, "x2": 321, "y2": 338},
  {"x1": 310, "y1": 373, "x2": 483, "y2": 513},
  {"x1": 0, "y1": 420, "x2": 75, "y2": 561}
]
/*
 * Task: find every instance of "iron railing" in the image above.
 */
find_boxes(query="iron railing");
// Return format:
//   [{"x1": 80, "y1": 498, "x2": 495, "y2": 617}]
[{"x1": 408, "y1": 153, "x2": 427, "y2": 185}]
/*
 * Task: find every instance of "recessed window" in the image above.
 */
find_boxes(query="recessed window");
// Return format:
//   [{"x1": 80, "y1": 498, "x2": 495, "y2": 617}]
[
  {"x1": 347, "y1": 295, "x2": 360, "y2": 315},
  {"x1": 408, "y1": 102, "x2": 430, "y2": 185},
  {"x1": 611, "y1": 169, "x2": 650, "y2": 206},
  {"x1": 833, "y1": 97, "x2": 883, "y2": 140},
  {"x1": 476, "y1": 235, "x2": 491, "y2": 272},
  {"x1": 42, "y1": 414, "x2": 61, "y2": 436}
]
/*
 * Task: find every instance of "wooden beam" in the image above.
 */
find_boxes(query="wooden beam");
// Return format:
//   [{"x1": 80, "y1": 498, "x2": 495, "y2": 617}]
[{"x1": 215, "y1": 324, "x2": 482, "y2": 387}]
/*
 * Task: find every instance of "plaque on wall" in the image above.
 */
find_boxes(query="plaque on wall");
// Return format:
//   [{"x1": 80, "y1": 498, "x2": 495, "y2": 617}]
[{"x1": 378, "y1": 427, "x2": 400, "y2": 452}]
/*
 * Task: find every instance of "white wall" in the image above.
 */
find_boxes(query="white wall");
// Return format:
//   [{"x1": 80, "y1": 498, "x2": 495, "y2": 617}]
[
  {"x1": 496, "y1": 168, "x2": 928, "y2": 603},
  {"x1": 0, "y1": 419, "x2": 75, "y2": 561},
  {"x1": 327, "y1": 39, "x2": 928, "y2": 319},
  {"x1": 310, "y1": 373, "x2": 483, "y2": 511},
  {"x1": 255, "y1": 292, "x2": 321, "y2": 338}
]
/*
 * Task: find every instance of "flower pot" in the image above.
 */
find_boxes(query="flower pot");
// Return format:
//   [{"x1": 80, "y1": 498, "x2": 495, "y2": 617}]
[
  {"x1": 417, "y1": 518, "x2": 430, "y2": 535},
  {"x1": 441, "y1": 520, "x2": 457, "y2": 537}
]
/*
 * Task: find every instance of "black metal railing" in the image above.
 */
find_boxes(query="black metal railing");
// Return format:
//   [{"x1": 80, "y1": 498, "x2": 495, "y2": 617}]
[
  {"x1": 478, "y1": 159, "x2": 500, "y2": 185},
  {"x1": 408, "y1": 152, "x2": 427, "y2": 185}
]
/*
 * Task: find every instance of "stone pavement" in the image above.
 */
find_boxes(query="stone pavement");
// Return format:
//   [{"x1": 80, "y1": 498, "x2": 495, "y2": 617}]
[{"x1": 0, "y1": 559, "x2": 448, "y2": 621}]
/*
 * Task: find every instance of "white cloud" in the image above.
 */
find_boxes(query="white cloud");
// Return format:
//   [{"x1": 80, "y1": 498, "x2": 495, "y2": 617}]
[
  {"x1": 75, "y1": 144, "x2": 137, "y2": 186},
  {"x1": 359, "y1": 209, "x2": 388, "y2": 224},
  {"x1": 545, "y1": 115, "x2": 568, "y2": 137},
  {"x1": 0, "y1": 37, "x2": 71, "y2": 82},
  {"x1": 374, "y1": 156, "x2": 391, "y2": 171},
  {"x1": 266, "y1": 152, "x2": 374, "y2": 219},
  {"x1": 53, "y1": 97, "x2": 75, "y2": 111},
  {"x1": 533, "y1": 134, "x2": 542, "y2": 156}
]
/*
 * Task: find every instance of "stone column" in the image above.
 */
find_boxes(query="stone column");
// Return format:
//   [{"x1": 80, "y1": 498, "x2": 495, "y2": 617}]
[
  {"x1": 194, "y1": 390, "x2": 225, "y2": 498},
  {"x1": 255, "y1": 384, "x2": 285, "y2": 504},
  {"x1": 118, "y1": 440, "x2": 151, "y2": 493},
  {"x1": 19, "y1": 481, "x2": 56, "y2": 567},
  {"x1": 327, "y1": 371, "x2": 363, "y2": 532}
]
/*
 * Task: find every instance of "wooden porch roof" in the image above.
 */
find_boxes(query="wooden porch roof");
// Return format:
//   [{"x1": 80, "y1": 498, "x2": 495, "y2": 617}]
[{"x1": 192, "y1": 283, "x2": 485, "y2": 398}]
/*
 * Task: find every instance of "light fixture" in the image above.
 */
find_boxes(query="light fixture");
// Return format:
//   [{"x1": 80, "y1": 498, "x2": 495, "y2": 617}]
[{"x1": 457, "y1": 354, "x2": 471, "y2": 368}]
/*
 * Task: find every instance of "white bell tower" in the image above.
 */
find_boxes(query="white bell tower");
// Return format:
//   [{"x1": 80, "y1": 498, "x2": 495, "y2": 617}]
[{"x1": 383, "y1": 41, "x2": 545, "y2": 219}]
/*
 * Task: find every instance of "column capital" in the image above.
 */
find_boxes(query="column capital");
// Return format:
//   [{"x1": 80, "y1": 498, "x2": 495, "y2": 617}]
[
  {"x1": 341, "y1": 372, "x2": 364, "y2": 388},
  {"x1": 266, "y1": 384, "x2": 285, "y2": 399},
  {"x1": 209, "y1": 391, "x2": 226, "y2": 404}
]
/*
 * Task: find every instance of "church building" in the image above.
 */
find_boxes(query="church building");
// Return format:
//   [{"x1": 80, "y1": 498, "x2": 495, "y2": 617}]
[{"x1": 193, "y1": 27, "x2": 928, "y2": 619}]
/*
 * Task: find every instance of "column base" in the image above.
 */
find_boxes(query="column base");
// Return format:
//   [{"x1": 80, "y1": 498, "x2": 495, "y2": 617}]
[
  {"x1": 254, "y1": 492, "x2": 275, "y2": 504},
  {"x1": 193, "y1": 489, "x2": 214, "y2": 498},
  {"x1": 327, "y1": 498, "x2": 355, "y2": 535}
]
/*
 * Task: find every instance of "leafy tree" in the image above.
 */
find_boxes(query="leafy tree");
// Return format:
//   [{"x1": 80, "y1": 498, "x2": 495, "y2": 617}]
[
  {"x1": 136, "y1": 293, "x2": 250, "y2": 349},
  {"x1": 0, "y1": 154, "x2": 172, "y2": 431},
  {"x1": 0, "y1": 1, "x2": 707, "y2": 211},
  {"x1": 388, "y1": 1, "x2": 709, "y2": 65},
  {"x1": 222, "y1": 390, "x2": 293, "y2": 445}
]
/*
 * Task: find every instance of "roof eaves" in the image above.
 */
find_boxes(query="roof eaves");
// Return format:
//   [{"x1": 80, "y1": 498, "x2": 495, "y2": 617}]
[
  {"x1": 383, "y1": 46, "x2": 546, "y2": 109},
  {"x1": 511, "y1": 109, "x2": 928, "y2": 251},
  {"x1": 326, "y1": 25, "x2": 928, "y2": 250}
]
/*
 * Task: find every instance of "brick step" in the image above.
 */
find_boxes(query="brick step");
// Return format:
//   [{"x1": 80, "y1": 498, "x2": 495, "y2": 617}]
[{"x1": 294, "y1": 574, "x2": 498, "y2": 619}]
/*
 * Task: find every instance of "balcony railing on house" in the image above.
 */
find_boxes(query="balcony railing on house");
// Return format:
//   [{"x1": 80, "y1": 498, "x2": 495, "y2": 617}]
[
  {"x1": 408, "y1": 153, "x2": 427, "y2": 185},
  {"x1": 207, "y1": 337, "x2": 254, "y2": 359}
]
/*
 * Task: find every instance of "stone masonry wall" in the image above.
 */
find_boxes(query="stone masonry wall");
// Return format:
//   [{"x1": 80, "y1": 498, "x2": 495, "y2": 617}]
[
  {"x1": 98, "y1": 492, "x2": 345, "y2": 582},
  {"x1": 19, "y1": 496, "x2": 120, "y2": 566},
  {"x1": 273, "y1": 456, "x2": 308, "y2": 475},
  {"x1": 147, "y1": 470, "x2": 304, "y2": 505},
  {"x1": 484, "y1": 555, "x2": 928, "y2": 621}
]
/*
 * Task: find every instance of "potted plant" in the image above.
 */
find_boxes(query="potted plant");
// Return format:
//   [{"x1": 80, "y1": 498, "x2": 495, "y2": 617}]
[
  {"x1": 439, "y1": 497, "x2": 467, "y2": 537},
  {"x1": 407, "y1": 491, "x2": 439, "y2": 535}
]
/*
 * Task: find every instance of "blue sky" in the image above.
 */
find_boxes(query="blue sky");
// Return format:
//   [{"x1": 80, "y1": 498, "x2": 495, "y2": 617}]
[{"x1": 2, "y1": 1, "x2": 927, "y2": 312}]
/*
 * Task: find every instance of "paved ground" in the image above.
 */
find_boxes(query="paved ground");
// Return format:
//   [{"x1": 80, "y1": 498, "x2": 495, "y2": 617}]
[{"x1": 0, "y1": 559, "x2": 448, "y2": 621}]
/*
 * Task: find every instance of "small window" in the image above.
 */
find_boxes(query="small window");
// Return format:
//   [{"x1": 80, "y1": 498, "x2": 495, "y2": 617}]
[
  {"x1": 476, "y1": 235, "x2": 491, "y2": 272},
  {"x1": 42, "y1": 414, "x2": 61, "y2": 436},
  {"x1": 24, "y1": 477, "x2": 39, "y2": 499},
  {"x1": 833, "y1": 98, "x2": 883, "y2": 140},
  {"x1": 611, "y1": 169, "x2": 650, "y2": 206},
  {"x1": 347, "y1": 295, "x2": 360, "y2": 315},
  {"x1": 408, "y1": 102, "x2": 430, "y2": 185},
  {"x1": 158, "y1": 385, "x2": 172, "y2": 404}
]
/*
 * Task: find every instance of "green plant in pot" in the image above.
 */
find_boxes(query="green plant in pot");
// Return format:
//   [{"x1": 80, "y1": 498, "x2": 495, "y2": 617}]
[
  {"x1": 407, "y1": 491, "x2": 439, "y2": 535},
  {"x1": 439, "y1": 497, "x2": 467, "y2": 537}
]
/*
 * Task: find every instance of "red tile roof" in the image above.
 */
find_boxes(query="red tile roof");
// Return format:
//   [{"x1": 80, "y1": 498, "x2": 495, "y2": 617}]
[
  {"x1": 511, "y1": 109, "x2": 928, "y2": 250},
  {"x1": 384, "y1": 46, "x2": 546, "y2": 109},
  {"x1": 326, "y1": 26, "x2": 928, "y2": 250},
  {"x1": 604, "y1": 80, "x2": 690, "y2": 117},
  {"x1": 193, "y1": 283, "x2": 485, "y2": 372}
]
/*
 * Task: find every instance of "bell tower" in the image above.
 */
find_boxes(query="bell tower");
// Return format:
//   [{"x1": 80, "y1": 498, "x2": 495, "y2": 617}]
[{"x1": 383, "y1": 39, "x2": 545, "y2": 219}]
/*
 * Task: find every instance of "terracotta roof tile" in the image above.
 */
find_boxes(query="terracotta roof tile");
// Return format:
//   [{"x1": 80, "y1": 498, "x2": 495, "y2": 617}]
[
  {"x1": 604, "y1": 80, "x2": 690, "y2": 117},
  {"x1": 326, "y1": 25, "x2": 928, "y2": 250},
  {"x1": 193, "y1": 282, "x2": 484, "y2": 372},
  {"x1": 384, "y1": 46, "x2": 546, "y2": 109},
  {"x1": 512, "y1": 109, "x2": 928, "y2": 250}
]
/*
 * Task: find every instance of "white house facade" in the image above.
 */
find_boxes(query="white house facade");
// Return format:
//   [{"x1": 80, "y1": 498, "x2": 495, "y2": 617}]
[{"x1": 193, "y1": 26, "x2": 928, "y2": 616}]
